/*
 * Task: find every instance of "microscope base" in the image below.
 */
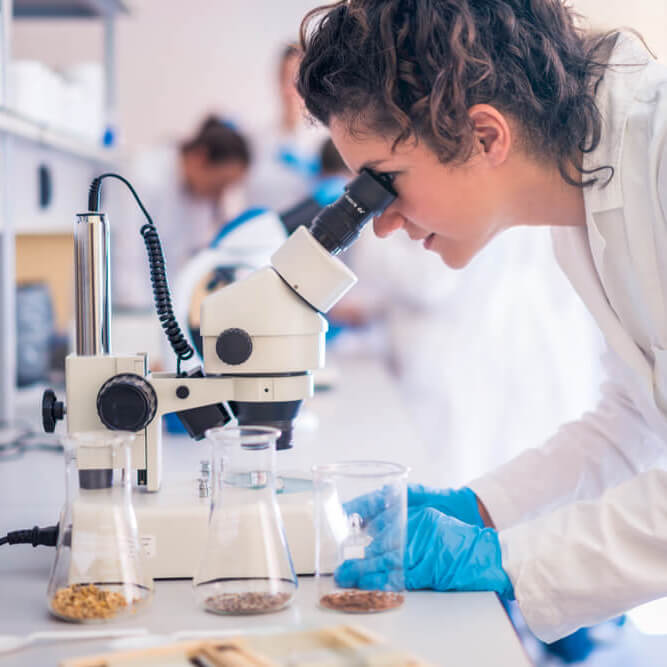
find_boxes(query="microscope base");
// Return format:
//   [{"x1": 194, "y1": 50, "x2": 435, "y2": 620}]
[{"x1": 132, "y1": 477, "x2": 315, "y2": 580}]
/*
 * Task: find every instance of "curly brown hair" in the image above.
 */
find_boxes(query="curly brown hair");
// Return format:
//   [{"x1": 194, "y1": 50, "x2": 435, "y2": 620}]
[{"x1": 298, "y1": 0, "x2": 627, "y2": 187}]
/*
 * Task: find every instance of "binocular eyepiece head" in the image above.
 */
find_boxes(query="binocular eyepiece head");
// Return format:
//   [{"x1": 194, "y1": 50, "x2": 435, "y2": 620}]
[{"x1": 308, "y1": 169, "x2": 396, "y2": 256}]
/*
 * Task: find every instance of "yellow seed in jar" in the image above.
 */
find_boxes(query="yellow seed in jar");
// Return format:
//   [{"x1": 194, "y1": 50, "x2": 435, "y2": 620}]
[{"x1": 50, "y1": 584, "x2": 128, "y2": 620}]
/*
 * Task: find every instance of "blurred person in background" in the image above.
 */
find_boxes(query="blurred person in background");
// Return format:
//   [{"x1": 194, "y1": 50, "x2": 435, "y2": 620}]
[
  {"x1": 244, "y1": 43, "x2": 327, "y2": 210},
  {"x1": 110, "y1": 115, "x2": 251, "y2": 312},
  {"x1": 280, "y1": 138, "x2": 350, "y2": 236}
]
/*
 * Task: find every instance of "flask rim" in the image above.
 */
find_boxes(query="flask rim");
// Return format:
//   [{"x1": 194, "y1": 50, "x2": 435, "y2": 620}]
[
  {"x1": 205, "y1": 425, "x2": 280, "y2": 448},
  {"x1": 63, "y1": 430, "x2": 135, "y2": 450},
  {"x1": 312, "y1": 460, "x2": 409, "y2": 480}
]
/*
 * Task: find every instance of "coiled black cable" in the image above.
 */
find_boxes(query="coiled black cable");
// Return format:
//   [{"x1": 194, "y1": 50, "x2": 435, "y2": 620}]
[{"x1": 88, "y1": 173, "x2": 195, "y2": 375}]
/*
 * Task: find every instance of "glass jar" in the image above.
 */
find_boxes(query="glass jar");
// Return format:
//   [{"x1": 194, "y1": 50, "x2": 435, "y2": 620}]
[
  {"x1": 193, "y1": 426, "x2": 297, "y2": 615},
  {"x1": 47, "y1": 431, "x2": 153, "y2": 622},
  {"x1": 313, "y1": 461, "x2": 408, "y2": 613}
]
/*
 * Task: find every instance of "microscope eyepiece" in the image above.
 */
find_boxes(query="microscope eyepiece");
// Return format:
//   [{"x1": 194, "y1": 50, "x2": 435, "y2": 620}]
[{"x1": 308, "y1": 169, "x2": 396, "y2": 255}]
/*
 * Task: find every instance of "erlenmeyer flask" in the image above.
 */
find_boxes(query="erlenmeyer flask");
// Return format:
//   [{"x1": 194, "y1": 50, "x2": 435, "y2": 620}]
[
  {"x1": 47, "y1": 431, "x2": 153, "y2": 622},
  {"x1": 194, "y1": 426, "x2": 298, "y2": 614}
]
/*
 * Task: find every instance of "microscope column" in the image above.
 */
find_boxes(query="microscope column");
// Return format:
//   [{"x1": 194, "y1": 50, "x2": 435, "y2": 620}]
[{"x1": 74, "y1": 213, "x2": 111, "y2": 356}]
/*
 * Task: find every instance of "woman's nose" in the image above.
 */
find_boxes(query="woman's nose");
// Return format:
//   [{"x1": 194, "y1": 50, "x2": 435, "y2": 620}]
[{"x1": 373, "y1": 207, "x2": 406, "y2": 238}]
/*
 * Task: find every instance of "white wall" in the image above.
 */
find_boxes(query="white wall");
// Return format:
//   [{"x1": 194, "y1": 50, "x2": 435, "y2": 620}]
[
  {"x1": 11, "y1": 0, "x2": 667, "y2": 149},
  {"x1": 12, "y1": 0, "x2": 321, "y2": 148},
  {"x1": 573, "y1": 0, "x2": 667, "y2": 58}
]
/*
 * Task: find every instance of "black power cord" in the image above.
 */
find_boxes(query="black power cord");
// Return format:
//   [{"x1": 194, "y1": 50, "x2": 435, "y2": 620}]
[
  {"x1": 88, "y1": 173, "x2": 195, "y2": 375},
  {"x1": 0, "y1": 525, "x2": 58, "y2": 547}
]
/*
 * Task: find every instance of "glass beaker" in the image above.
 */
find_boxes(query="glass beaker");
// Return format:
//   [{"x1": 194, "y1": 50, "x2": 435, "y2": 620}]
[
  {"x1": 193, "y1": 426, "x2": 298, "y2": 614},
  {"x1": 313, "y1": 461, "x2": 408, "y2": 613},
  {"x1": 47, "y1": 431, "x2": 153, "y2": 623}
]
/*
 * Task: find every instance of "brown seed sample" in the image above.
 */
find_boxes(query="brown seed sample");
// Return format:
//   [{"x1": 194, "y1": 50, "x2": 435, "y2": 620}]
[
  {"x1": 205, "y1": 591, "x2": 292, "y2": 614},
  {"x1": 50, "y1": 583, "x2": 129, "y2": 621},
  {"x1": 320, "y1": 590, "x2": 405, "y2": 613}
]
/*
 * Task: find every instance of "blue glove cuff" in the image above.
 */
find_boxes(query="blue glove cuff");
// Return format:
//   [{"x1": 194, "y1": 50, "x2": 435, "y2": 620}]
[
  {"x1": 482, "y1": 528, "x2": 515, "y2": 600},
  {"x1": 457, "y1": 486, "x2": 486, "y2": 528},
  {"x1": 407, "y1": 484, "x2": 486, "y2": 527}
]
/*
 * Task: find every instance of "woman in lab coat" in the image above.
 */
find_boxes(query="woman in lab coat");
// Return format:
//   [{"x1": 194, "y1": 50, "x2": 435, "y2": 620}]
[
  {"x1": 298, "y1": 0, "x2": 667, "y2": 644},
  {"x1": 111, "y1": 116, "x2": 250, "y2": 311}
]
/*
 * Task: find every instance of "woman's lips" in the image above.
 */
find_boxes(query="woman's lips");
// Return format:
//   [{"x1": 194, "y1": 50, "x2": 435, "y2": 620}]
[{"x1": 423, "y1": 233, "x2": 436, "y2": 249}]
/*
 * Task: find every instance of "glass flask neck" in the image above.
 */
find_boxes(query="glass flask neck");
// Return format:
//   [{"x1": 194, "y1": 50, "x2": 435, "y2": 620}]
[
  {"x1": 218, "y1": 441, "x2": 277, "y2": 491},
  {"x1": 64, "y1": 432, "x2": 133, "y2": 499},
  {"x1": 205, "y1": 426, "x2": 280, "y2": 494}
]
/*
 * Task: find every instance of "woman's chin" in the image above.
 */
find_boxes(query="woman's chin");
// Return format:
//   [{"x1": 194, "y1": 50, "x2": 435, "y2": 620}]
[{"x1": 428, "y1": 237, "x2": 475, "y2": 270}]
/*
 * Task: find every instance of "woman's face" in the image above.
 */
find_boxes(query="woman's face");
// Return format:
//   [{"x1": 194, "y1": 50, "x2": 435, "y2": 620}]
[
  {"x1": 329, "y1": 117, "x2": 512, "y2": 268},
  {"x1": 182, "y1": 149, "x2": 248, "y2": 201}
]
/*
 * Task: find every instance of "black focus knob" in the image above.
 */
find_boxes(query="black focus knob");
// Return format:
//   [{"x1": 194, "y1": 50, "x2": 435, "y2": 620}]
[
  {"x1": 96, "y1": 374, "x2": 157, "y2": 432},
  {"x1": 216, "y1": 328, "x2": 253, "y2": 365},
  {"x1": 42, "y1": 388, "x2": 65, "y2": 433}
]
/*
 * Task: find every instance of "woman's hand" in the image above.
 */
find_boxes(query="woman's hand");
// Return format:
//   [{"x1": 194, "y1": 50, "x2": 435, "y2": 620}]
[{"x1": 335, "y1": 507, "x2": 514, "y2": 598}]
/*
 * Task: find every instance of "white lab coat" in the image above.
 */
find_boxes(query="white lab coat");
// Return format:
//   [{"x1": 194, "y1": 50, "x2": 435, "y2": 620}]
[
  {"x1": 469, "y1": 33, "x2": 667, "y2": 642},
  {"x1": 344, "y1": 220, "x2": 602, "y2": 487},
  {"x1": 110, "y1": 145, "x2": 239, "y2": 311}
]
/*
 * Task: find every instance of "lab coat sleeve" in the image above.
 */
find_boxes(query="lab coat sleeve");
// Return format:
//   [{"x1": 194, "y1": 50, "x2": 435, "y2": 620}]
[
  {"x1": 499, "y1": 468, "x2": 667, "y2": 642},
  {"x1": 468, "y1": 350, "x2": 665, "y2": 530}
]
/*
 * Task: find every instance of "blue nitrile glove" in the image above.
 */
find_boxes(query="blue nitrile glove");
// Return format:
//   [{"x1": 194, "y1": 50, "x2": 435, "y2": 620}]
[
  {"x1": 408, "y1": 484, "x2": 485, "y2": 527},
  {"x1": 342, "y1": 484, "x2": 484, "y2": 530},
  {"x1": 337, "y1": 486, "x2": 406, "y2": 591},
  {"x1": 335, "y1": 507, "x2": 514, "y2": 599},
  {"x1": 343, "y1": 485, "x2": 403, "y2": 526}
]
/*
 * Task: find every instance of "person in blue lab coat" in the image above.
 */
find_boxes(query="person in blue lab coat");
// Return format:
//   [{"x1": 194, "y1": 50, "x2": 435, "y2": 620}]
[{"x1": 244, "y1": 43, "x2": 327, "y2": 211}]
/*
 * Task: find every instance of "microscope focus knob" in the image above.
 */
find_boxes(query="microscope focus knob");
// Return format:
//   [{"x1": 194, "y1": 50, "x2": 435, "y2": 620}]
[
  {"x1": 216, "y1": 328, "x2": 253, "y2": 365},
  {"x1": 97, "y1": 374, "x2": 158, "y2": 432},
  {"x1": 42, "y1": 388, "x2": 65, "y2": 433}
]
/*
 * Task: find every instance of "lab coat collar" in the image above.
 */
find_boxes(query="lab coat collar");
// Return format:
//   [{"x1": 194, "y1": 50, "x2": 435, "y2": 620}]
[
  {"x1": 552, "y1": 225, "x2": 653, "y2": 392},
  {"x1": 583, "y1": 32, "x2": 652, "y2": 214}
]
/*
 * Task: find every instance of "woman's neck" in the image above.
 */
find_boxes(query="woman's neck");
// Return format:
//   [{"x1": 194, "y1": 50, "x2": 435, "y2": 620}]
[{"x1": 508, "y1": 156, "x2": 587, "y2": 230}]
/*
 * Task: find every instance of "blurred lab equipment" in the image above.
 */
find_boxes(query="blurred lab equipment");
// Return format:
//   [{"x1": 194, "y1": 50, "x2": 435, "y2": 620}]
[
  {"x1": 47, "y1": 431, "x2": 153, "y2": 622},
  {"x1": 313, "y1": 461, "x2": 408, "y2": 613},
  {"x1": 110, "y1": 116, "x2": 251, "y2": 311},
  {"x1": 0, "y1": 628, "x2": 149, "y2": 656},
  {"x1": 16, "y1": 282, "x2": 54, "y2": 386},
  {"x1": 9, "y1": 60, "x2": 104, "y2": 143},
  {"x1": 54, "y1": 625, "x2": 428, "y2": 665},
  {"x1": 193, "y1": 426, "x2": 297, "y2": 615},
  {"x1": 39, "y1": 167, "x2": 396, "y2": 580}
]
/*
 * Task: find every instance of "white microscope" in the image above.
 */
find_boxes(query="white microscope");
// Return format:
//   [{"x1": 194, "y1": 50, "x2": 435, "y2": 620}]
[{"x1": 41, "y1": 171, "x2": 395, "y2": 578}]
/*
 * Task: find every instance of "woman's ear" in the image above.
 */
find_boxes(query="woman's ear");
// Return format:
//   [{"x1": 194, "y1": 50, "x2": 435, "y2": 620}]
[{"x1": 468, "y1": 104, "x2": 512, "y2": 167}]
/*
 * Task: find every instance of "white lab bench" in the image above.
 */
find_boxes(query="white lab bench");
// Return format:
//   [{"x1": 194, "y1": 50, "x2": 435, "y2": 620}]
[{"x1": 0, "y1": 357, "x2": 532, "y2": 666}]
